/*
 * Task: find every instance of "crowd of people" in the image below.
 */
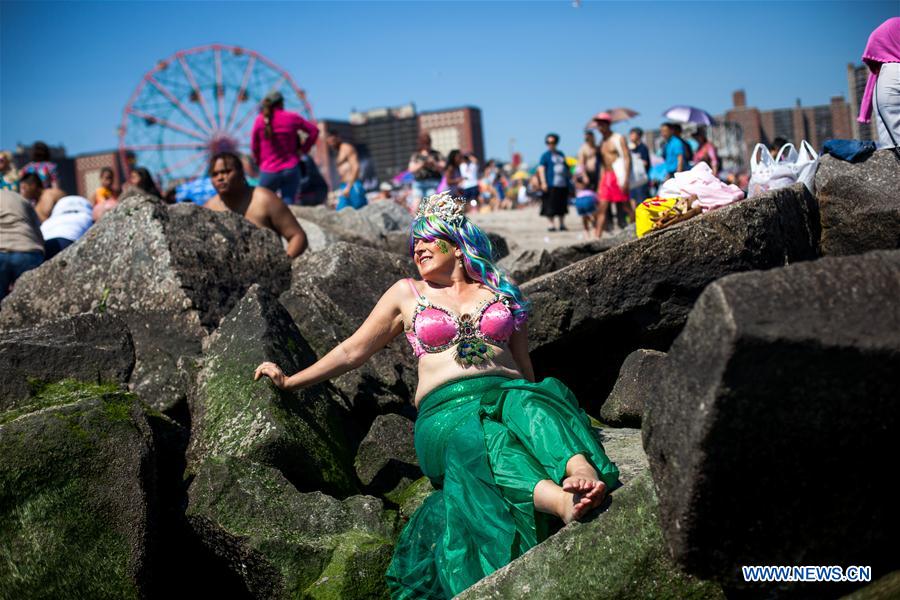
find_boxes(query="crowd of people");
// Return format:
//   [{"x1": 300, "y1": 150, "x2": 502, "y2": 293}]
[
  {"x1": 0, "y1": 141, "x2": 183, "y2": 300},
  {"x1": 5, "y1": 13, "x2": 899, "y2": 298}
]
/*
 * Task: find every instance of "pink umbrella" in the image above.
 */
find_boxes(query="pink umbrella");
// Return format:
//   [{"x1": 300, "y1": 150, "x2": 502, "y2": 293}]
[
  {"x1": 589, "y1": 108, "x2": 638, "y2": 127},
  {"x1": 606, "y1": 107, "x2": 639, "y2": 122}
]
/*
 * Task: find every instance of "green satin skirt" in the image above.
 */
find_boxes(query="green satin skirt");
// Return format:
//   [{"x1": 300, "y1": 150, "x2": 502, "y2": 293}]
[{"x1": 385, "y1": 375, "x2": 620, "y2": 599}]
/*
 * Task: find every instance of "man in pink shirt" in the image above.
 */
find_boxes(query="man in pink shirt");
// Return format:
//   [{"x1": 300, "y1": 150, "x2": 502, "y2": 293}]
[{"x1": 251, "y1": 91, "x2": 319, "y2": 204}]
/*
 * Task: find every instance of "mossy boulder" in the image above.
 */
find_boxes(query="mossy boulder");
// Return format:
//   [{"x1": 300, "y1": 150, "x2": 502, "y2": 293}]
[
  {"x1": 386, "y1": 476, "x2": 436, "y2": 527},
  {"x1": 0, "y1": 382, "x2": 160, "y2": 598},
  {"x1": 456, "y1": 472, "x2": 723, "y2": 600},
  {"x1": 186, "y1": 455, "x2": 397, "y2": 599},
  {"x1": 0, "y1": 314, "x2": 134, "y2": 414},
  {"x1": 0, "y1": 191, "x2": 291, "y2": 412},
  {"x1": 187, "y1": 284, "x2": 357, "y2": 497},
  {"x1": 279, "y1": 241, "x2": 419, "y2": 418}
]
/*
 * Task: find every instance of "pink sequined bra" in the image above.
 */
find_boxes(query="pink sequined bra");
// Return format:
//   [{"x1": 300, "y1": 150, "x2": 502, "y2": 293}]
[{"x1": 403, "y1": 278, "x2": 517, "y2": 365}]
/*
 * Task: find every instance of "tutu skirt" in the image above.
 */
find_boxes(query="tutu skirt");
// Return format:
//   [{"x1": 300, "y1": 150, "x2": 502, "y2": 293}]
[{"x1": 385, "y1": 375, "x2": 620, "y2": 599}]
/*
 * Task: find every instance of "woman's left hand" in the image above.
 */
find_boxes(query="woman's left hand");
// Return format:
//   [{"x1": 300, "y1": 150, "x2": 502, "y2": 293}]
[{"x1": 254, "y1": 361, "x2": 286, "y2": 389}]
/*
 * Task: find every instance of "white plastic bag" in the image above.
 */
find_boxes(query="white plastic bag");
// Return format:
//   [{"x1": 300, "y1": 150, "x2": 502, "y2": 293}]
[
  {"x1": 794, "y1": 140, "x2": 819, "y2": 194},
  {"x1": 772, "y1": 141, "x2": 819, "y2": 194},
  {"x1": 748, "y1": 143, "x2": 796, "y2": 198},
  {"x1": 629, "y1": 151, "x2": 648, "y2": 189}
]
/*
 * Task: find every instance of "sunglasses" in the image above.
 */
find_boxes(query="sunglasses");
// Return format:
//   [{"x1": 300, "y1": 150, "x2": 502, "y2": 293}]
[{"x1": 545, "y1": 139, "x2": 557, "y2": 145}]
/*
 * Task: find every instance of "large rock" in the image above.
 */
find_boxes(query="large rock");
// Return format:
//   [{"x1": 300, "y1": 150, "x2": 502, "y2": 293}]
[
  {"x1": 186, "y1": 455, "x2": 396, "y2": 599},
  {"x1": 0, "y1": 313, "x2": 134, "y2": 413},
  {"x1": 523, "y1": 184, "x2": 821, "y2": 410},
  {"x1": 187, "y1": 284, "x2": 357, "y2": 497},
  {"x1": 280, "y1": 241, "x2": 419, "y2": 418},
  {"x1": 500, "y1": 225, "x2": 636, "y2": 284},
  {"x1": 0, "y1": 383, "x2": 160, "y2": 597},
  {"x1": 642, "y1": 250, "x2": 900, "y2": 588},
  {"x1": 0, "y1": 192, "x2": 291, "y2": 412},
  {"x1": 815, "y1": 150, "x2": 900, "y2": 257},
  {"x1": 457, "y1": 428, "x2": 723, "y2": 600},
  {"x1": 290, "y1": 201, "x2": 413, "y2": 248},
  {"x1": 599, "y1": 349, "x2": 666, "y2": 428},
  {"x1": 293, "y1": 216, "x2": 342, "y2": 252},
  {"x1": 354, "y1": 413, "x2": 421, "y2": 497}
]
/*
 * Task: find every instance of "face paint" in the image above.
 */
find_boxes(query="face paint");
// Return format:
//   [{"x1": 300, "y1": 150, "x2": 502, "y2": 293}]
[{"x1": 435, "y1": 240, "x2": 450, "y2": 254}]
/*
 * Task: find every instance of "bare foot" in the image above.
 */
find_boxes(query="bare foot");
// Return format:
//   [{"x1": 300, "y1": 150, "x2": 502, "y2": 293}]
[{"x1": 560, "y1": 475, "x2": 607, "y2": 523}]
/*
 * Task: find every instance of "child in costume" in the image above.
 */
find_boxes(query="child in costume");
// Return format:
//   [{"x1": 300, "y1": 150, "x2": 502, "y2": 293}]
[{"x1": 254, "y1": 192, "x2": 620, "y2": 599}]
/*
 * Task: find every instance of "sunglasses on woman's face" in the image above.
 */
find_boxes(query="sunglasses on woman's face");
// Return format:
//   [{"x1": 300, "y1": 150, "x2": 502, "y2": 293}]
[{"x1": 545, "y1": 140, "x2": 557, "y2": 145}]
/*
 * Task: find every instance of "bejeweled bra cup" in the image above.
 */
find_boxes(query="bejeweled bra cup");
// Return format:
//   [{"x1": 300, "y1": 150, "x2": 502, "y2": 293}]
[
  {"x1": 414, "y1": 307, "x2": 458, "y2": 349},
  {"x1": 480, "y1": 302, "x2": 516, "y2": 341},
  {"x1": 405, "y1": 294, "x2": 516, "y2": 358}
]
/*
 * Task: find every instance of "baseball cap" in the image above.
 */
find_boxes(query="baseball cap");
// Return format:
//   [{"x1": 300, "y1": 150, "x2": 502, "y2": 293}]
[{"x1": 264, "y1": 90, "x2": 284, "y2": 104}]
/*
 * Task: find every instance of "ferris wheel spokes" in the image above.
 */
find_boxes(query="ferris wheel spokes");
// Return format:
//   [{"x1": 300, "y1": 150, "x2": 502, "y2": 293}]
[
  {"x1": 126, "y1": 108, "x2": 208, "y2": 142},
  {"x1": 225, "y1": 56, "x2": 257, "y2": 133},
  {"x1": 215, "y1": 47, "x2": 226, "y2": 131},
  {"x1": 147, "y1": 76, "x2": 213, "y2": 136},
  {"x1": 120, "y1": 45, "x2": 315, "y2": 190},
  {"x1": 157, "y1": 150, "x2": 209, "y2": 178},
  {"x1": 126, "y1": 143, "x2": 208, "y2": 152},
  {"x1": 176, "y1": 54, "x2": 219, "y2": 135}
]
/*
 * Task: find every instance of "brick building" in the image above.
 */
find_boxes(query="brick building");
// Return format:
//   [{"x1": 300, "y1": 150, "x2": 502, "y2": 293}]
[
  {"x1": 847, "y1": 63, "x2": 875, "y2": 141},
  {"x1": 73, "y1": 151, "x2": 125, "y2": 199},
  {"x1": 724, "y1": 89, "x2": 854, "y2": 160}
]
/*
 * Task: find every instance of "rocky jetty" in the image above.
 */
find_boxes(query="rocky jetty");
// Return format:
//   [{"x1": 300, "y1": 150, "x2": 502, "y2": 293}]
[{"x1": 523, "y1": 184, "x2": 821, "y2": 410}]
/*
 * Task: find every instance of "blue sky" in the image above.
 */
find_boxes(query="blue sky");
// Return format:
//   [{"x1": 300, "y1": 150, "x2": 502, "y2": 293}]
[{"x1": 1, "y1": 1, "x2": 896, "y2": 165}]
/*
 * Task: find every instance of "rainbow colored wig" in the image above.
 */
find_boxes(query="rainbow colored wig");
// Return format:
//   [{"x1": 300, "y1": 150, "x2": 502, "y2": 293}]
[{"x1": 409, "y1": 215, "x2": 530, "y2": 327}]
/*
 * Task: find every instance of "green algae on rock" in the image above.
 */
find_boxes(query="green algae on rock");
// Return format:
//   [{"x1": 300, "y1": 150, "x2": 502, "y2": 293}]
[
  {"x1": 0, "y1": 386, "x2": 160, "y2": 598},
  {"x1": 456, "y1": 472, "x2": 723, "y2": 600},
  {"x1": 186, "y1": 455, "x2": 397, "y2": 599},
  {"x1": 187, "y1": 284, "x2": 358, "y2": 497}
]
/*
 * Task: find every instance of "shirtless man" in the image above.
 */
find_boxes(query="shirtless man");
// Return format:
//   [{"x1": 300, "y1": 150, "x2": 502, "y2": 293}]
[
  {"x1": 326, "y1": 132, "x2": 367, "y2": 211},
  {"x1": 576, "y1": 129, "x2": 599, "y2": 191},
  {"x1": 204, "y1": 152, "x2": 308, "y2": 258},
  {"x1": 593, "y1": 115, "x2": 633, "y2": 238}
]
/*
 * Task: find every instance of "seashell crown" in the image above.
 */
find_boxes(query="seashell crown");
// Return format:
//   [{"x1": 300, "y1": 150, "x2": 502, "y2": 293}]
[{"x1": 415, "y1": 192, "x2": 466, "y2": 225}]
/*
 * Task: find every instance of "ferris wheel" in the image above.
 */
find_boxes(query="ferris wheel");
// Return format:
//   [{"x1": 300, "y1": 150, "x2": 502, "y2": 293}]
[{"x1": 118, "y1": 44, "x2": 314, "y2": 191}]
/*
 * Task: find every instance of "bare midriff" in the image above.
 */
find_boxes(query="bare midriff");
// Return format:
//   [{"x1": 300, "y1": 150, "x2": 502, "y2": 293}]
[{"x1": 413, "y1": 345, "x2": 522, "y2": 409}]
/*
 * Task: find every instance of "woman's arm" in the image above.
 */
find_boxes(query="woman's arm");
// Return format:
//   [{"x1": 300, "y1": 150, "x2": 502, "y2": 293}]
[
  {"x1": 254, "y1": 280, "x2": 407, "y2": 390},
  {"x1": 296, "y1": 115, "x2": 320, "y2": 155},
  {"x1": 507, "y1": 320, "x2": 535, "y2": 382}
]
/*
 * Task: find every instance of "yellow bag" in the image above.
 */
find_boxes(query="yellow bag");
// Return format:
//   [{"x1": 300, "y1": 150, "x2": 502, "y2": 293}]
[{"x1": 635, "y1": 197, "x2": 677, "y2": 238}]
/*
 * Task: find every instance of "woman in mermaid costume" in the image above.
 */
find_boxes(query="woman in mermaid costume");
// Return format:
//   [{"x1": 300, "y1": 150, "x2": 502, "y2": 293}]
[{"x1": 254, "y1": 192, "x2": 620, "y2": 598}]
